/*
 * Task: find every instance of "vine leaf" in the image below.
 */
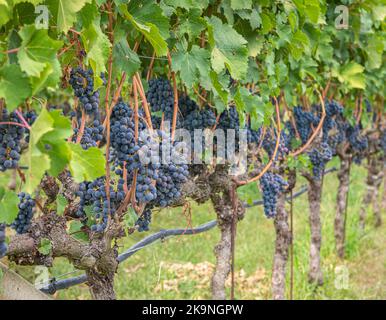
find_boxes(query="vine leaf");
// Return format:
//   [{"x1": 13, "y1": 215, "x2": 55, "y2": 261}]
[
  {"x1": 38, "y1": 238, "x2": 52, "y2": 255},
  {"x1": 206, "y1": 16, "x2": 248, "y2": 80},
  {"x1": 24, "y1": 108, "x2": 54, "y2": 193},
  {"x1": 47, "y1": 0, "x2": 92, "y2": 34},
  {"x1": 17, "y1": 25, "x2": 63, "y2": 77},
  {"x1": 0, "y1": 64, "x2": 31, "y2": 111},
  {"x1": 68, "y1": 144, "x2": 106, "y2": 183},
  {"x1": 38, "y1": 110, "x2": 72, "y2": 176},
  {"x1": 0, "y1": 188, "x2": 19, "y2": 224},
  {"x1": 81, "y1": 18, "x2": 111, "y2": 88},
  {"x1": 113, "y1": 38, "x2": 141, "y2": 77},
  {"x1": 128, "y1": 0, "x2": 170, "y2": 39},
  {"x1": 119, "y1": 4, "x2": 168, "y2": 56},
  {"x1": 0, "y1": 0, "x2": 12, "y2": 27},
  {"x1": 333, "y1": 62, "x2": 366, "y2": 90},
  {"x1": 172, "y1": 44, "x2": 210, "y2": 87}
]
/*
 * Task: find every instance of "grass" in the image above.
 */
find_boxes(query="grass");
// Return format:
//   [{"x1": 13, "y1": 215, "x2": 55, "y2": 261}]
[{"x1": 6, "y1": 161, "x2": 386, "y2": 300}]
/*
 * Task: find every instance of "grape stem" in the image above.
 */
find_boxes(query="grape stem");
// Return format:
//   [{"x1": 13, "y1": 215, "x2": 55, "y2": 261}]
[
  {"x1": 167, "y1": 51, "x2": 179, "y2": 141},
  {"x1": 236, "y1": 96, "x2": 282, "y2": 186},
  {"x1": 289, "y1": 90, "x2": 326, "y2": 157},
  {"x1": 14, "y1": 109, "x2": 31, "y2": 130}
]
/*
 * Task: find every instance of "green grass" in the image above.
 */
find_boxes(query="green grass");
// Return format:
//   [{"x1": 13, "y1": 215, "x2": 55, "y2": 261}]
[{"x1": 8, "y1": 162, "x2": 386, "y2": 300}]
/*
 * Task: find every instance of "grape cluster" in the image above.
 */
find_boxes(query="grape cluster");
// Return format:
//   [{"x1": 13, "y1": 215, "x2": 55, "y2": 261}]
[
  {"x1": 183, "y1": 107, "x2": 216, "y2": 131},
  {"x1": 69, "y1": 67, "x2": 100, "y2": 115},
  {"x1": 308, "y1": 142, "x2": 333, "y2": 179},
  {"x1": 0, "y1": 110, "x2": 25, "y2": 172},
  {"x1": 146, "y1": 78, "x2": 174, "y2": 118},
  {"x1": 259, "y1": 172, "x2": 288, "y2": 218},
  {"x1": 320, "y1": 100, "x2": 343, "y2": 142},
  {"x1": 77, "y1": 177, "x2": 125, "y2": 232},
  {"x1": 135, "y1": 207, "x2": 152, "y2": 232},
  {"x1": 262, "y1": 129, "x2": 290, "y2": 160},
  {"x1": 0, "y1": 224, "x2": 7, "y2": 258},
  {"x1": 23, "y1": 110, "x2": 37, "y2": 143},
  {"x1": 247, "y1": 126, "x2": 262, "y2": 145},
  {"x1": 73, "y1": 119, "x2": 104, "y2": 150},
  {"x1": 288, "y1": 107, "x2": 319, "y2": 144},
  {"x1": 12, "y1": 193, "x2": 36, "y2": 234},
  {"x1": 346, "y1": 125, "x2": 368, "y2": 153}
]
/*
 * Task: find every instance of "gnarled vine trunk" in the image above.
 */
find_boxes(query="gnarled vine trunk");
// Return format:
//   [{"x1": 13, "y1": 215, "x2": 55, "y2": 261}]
[
  {"x1": 359, "y1": 157, "x2": 383, "y2": 230},
  {"x1": 87, "y1": 269, "x2": 116, "y2": 300},
  {"x1": 307, "y1": 178, "x2": 323, "y2": 285},
  {"x1": 209, "y1": 166, "x2": 245, "y2": 300},
  {"x1": 335, "y1": 159, "x2": 350, "y2": 259},
  {"x1": 271, "y1": 193, "x2": 291, "y2": 300}
]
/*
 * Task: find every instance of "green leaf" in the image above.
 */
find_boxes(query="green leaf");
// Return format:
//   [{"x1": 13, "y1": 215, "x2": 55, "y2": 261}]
[
  {"x1": 47, "y1": 0, "x2": 92, "y2": 33},
  {"x1": 119, "y1": 4, "x2": 168, "y2": 56},
  {"x1": 30, "y1": 59, "x2": 62, "y2": 94},
  {"x1": 81, "y1": 18, "x2": 111, "y2": 84},
  {"x1": 38, "y1": 238, "x2": 52, "y2": 255},
  {"x1": 17, "y1": 24, "x2": 63, "y2": 77},
  {"x1": 210, "y1": 71, "x2": 229, "y2": 106},
  {"x1": 206, "y1": 16, "x2": 248, "y2": 80},
  {"x1": 128, "y1": 0, "x2": 170, "y2": 39},
  {"x1": 172, "y1": 45, "x2": 210, "y2": 87},
  {"x1": 56, "y1": 194, "x2": 67, "y2": 216},
  {"x1": 260, "y1": 13, "x2": 274, "y2": 34},
  {"x1": 366, "y1": 36, "x2": 384, "y2": 70},
  {"x1": 0, "y1": 0, "x2": 12, "y2": 27},
  {"x1": 0, "y1": 64, "x2": 31, "y2": 111},
  {"x1": 176, "y1": 9, "x2": 206, "y2": 40},
  {"x1": 39, "y1": 110, "x2": 72, "y2": 176},
  {"x1": 0, "y1": 188, "x2": 19, "y2": 224},
  {"x1": 112, "y1": 38, "x2": 141, "y2": 77},
  {"x1": 163, "y1": 0, "x2": 208, "y2": 10},
  {"x1": 68, "y1": 144, "x2": 106, "y2": 183},
  {"x1": 230, "y1": 0, "x2": 251, "y2": 10},
  {"x1": 69, "y1": 221, "x2": 89, "y2": 242},
  {"x1": 24, "y1": 108, "x2": 54, "y2": 193}
]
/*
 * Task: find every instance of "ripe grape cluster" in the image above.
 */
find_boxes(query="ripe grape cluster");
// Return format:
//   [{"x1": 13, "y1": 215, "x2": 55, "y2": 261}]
[
  {"x1": 0, "y1": 109, "x2": 25, "y2": 172},
  {"x1": 135, "y1": 207, "x2": 152, "y2": 232},
  {"x1": 346, "y1": 125, "x2": 368, "y2": 153},
  {"x1": 146, "y1": 78, "x2": 174, "y2": 118},
  {"x1": 259, "y1": 172, "x2": 288, "y2": 218},
  {"x1": 72, "y1": 119, "x2": 104, "y2": 150},
  {"x1": 287, "y1": 107, "x2": 319, "y2": 144},
  {"x1": 12, "y1": 193, "x2": 36, "y2": 234},
  {"x1": 380, "y1": 130, "x2": 386, "y2": 153},
  {"x1": 262, "y1": 129, "x2": 290, "y2": 160},
  {"x1": 77, "y1": 177, "x2": 125, "y2": 232},
  {"x1": 321, "y1": 101, "x2": 343, "y2": 142},
  {"x1": 308, "y1": 142, "x2": 333, "y2": 179},
  {"x1": 0, "y1": 224, "x2": 7, "y2": 258},
  {"x1": 69, "y1": 67, "x2": 100, "y2": 115}
]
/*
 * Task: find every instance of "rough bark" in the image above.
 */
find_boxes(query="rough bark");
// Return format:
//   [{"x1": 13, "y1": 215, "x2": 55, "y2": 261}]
[
  {"x1": 373, "y1": 167, "x2": 384, "y2": 227},
  {"x1": 209, "y1": 165, "x2": 245, "y2": 300},
  {"x1": 359, "y1": 157, "x2": 382, "y2": 230},
  {"x1": 271, "y1": 193, "x2": 290, "y2": 300},
  {"x1": 335, "y1": 159, "x2": 350, "y2": 259},
  {"x1": 87, "y1": 269, "x2": 116, "y2": 300},
  {"x1": 307, "y1": 178, "x2": 323, "y2": 285}
]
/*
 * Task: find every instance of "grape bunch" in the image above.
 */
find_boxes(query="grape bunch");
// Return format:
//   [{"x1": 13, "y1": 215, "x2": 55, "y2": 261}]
[
  {"x1": 262, "y1": 129, "x2": 290, "y2": 160},
  {"x1": 12, "y1": 193, "x2": 36, "y2": 234},
  {"x1": 0, "y1": 224, "x2": 7, "y2": 258},
  {"x1": 77, "y1": 177, "x2": 126, "y2": 232},
  {"x1": 259, "y1": 172, "x2": 288, "y2": 218},
  {"x1": 0, "y1": 109, "x2": 25, "y2": 172},
  {"x1": 135, "y1": 207, "x2": 152, "y2": 232},
  {"x1": 320, "y1": 100, "x2": 343, "y2": 142},
  {"x1": 146, "y1": 78, "x2": 174, "y2": 118},
  {"x1": 183, "y1": 107, "x2": 216, "y2": 131},
  {"x1": 346, "y1": 125, "x2": 368, "y2": 153},
  {"x1": 73, "y1": 119, "x2": 104, "y2": 150},
  {"x1": 288, "y1": 107, "x2": 319, "y2": 144},
  {"x1": 69, "y1": 67, "x2": 100, "y2": 115},
  {"x1": 23, "y1": 110, "x2": 37, "y2": 143},
  {"x1": 308, "y1": 142, "x2": 333, "y2": 179}
]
